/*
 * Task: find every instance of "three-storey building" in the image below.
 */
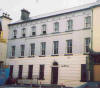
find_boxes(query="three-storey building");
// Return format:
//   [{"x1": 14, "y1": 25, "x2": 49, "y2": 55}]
[{"x1": 6, "y1": 1, "x2": 100, "y2": 87}]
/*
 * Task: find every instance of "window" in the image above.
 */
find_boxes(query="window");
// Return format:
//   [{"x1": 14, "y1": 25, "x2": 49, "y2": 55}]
[
  {"x1": 41, "y1": 42, "x2": 46, "y2": 56},
  {"x1": 42, "y1": 24, "x2": 46, "y2": 34},
  {"x1": 85, "y1": 38, "x2": 90, "y2": 53},
  {"x1": 28, "y1": 65, "x2": 33, "y2": 79},
  {"x1": 67, "y1": 20, "x2": 73, "y2": 31},
  {"x1": 13, "y1": 30, "x2": 17, "y2": 38},
  {"x1": 18, "y1": 65, "x2": 23, "y2": 79},
  {"x1": 54, "y1": 22, "x2": 59, "y2": 32},
  {"x1": 11, "y1": 46, "x2": 16, "y2": 57},
  {"x1": 20, "y1": 45, "x2": 25, "y2": 57},
  {"x1": 66, "y1": 40, "x2": 72, "y2": 53},
  {"x1": 22, "y1": 28, "x2": 26, "y2": 37},
  {"x1": 81, "y1": 64, "x2": 87, "y2": 82},
  {"x1": 53, "y1": 41, "x2": 59, "y2": 54},
  {"x1": 30, "y1": 43, "x2": 35, "y2": 56},
  {"x1": 31, "y1": 26, "x2": 36, "y2": 36},
  {"x1": 85, "y1": 16, "x2": 91, "y2": 28},
  {"x1": 39, "y1": 65, "x2": 44, "y2": 80},
  {"x1": 9, "y1": 65, "x2": 13, "y2": 78}
]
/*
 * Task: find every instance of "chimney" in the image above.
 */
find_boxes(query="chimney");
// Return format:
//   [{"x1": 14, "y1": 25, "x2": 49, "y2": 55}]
[{"x1": 21, "y1": 9, "x2": 30, "y2": 20}]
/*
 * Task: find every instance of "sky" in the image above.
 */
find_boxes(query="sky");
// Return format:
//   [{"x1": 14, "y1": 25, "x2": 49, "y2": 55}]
[{"x1": 0, "y1": 0, "x2": 97, "y2": 22}]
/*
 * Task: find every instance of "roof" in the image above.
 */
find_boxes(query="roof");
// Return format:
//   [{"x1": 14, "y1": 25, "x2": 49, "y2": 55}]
[{"x1": 9, "y1": 1, "x2": 100, "y2": 26}]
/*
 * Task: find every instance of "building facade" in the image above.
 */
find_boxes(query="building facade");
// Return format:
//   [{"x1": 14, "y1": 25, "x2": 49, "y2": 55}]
[
  {"x1": 6, "y1": 1, "x2": 100, "y2": 87},
  {"x1": 0, "y1": 13, "x2": 11, "y2": 67}
]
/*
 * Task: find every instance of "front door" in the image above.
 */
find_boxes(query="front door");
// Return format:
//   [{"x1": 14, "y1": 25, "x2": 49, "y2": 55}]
[{"x1": 51, "y1": 67, "x2": 58, "y2": 84}]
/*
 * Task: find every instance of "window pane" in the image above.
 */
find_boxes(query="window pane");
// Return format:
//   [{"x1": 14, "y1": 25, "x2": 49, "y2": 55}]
[
  {"x1": 67, "y1": 40, "x2": 72, "y2": 53},
  {"x1": 20, "y1": 45, "x2": 25, "y2": 56},
  {"x1": 39, "y1": 65, "x2": 44, "y2": 80},
  {"x1": 85, "y1": 38, "x2": 90, "y2": 53},
  {"x1": 54, "y1": 41, "x2": 58, "y2": 54},
  {"x1": 41, "y1": 42, "x2": 46, "y2": 55},
  {"x1": 54, "y1": 22, "x2": 59, "y2": 32},
  {"x1": 12, "y1": 46, "x2": 15, "y2": 57},
  {"x1": 31, "y1": 43, "x2": 35, "y2": 56}
]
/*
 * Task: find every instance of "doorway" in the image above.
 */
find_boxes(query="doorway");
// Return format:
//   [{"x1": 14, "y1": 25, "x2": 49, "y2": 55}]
[{"x1": 51, "y1": 61, "x2": 58, "y2": 84}]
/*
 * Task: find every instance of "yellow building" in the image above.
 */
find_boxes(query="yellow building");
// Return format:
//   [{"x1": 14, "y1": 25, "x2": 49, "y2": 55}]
[
  {"x1": 89, "y1": 0, "x2": 100, "y2": 82},
  {"x1": 0, "y1": 13, "x2": 11, "y2": 67}
]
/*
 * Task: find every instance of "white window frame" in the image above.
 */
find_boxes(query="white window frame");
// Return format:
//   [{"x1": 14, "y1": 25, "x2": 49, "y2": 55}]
[
  {"x1": 54, "y1": 22, "x2": 59, "y2": 32},
  {"x1": 11, "y1": 46, "x2": 16, "y2": 57},
  {"x1": 42, "y1": 24, "x2": 46, "y2": 34},
  {"x1": 53, "y1": 41, "x2": 59, "y2": 55},
  {"x1": 85, "y1": 16, "x2": 91, "y2": 28},
  {"x1": 31, "y1": 26, "x2": 36, "y2": 36},
  {"x1": 22, "y1": 28, "x2": 26, "y2": 37},
  {"x1": 30, "y1": 43, "x2": 35, "y2": 56},
  {"x1": 13, "y1": 30, "x2": 17, "y2": 38},
  {"x1": 84, "y1": 38, "x2": 90, "y2": 53},
  {"x1": 67, "y1": 20, "x2": 73, "y2": 31},
  {"x1": 40, "y1": 42, "x2": 46, "y2": 56},
  {"x1": 20, "y1": 45, "x2": 25, "y2": 57},
  {"x1": 66, "y1": 40, "x2": 72, "y2": 54}
]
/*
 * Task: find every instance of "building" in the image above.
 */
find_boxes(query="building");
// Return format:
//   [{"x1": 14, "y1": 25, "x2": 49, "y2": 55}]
[
  {"x1": 0, "y1": 13, "x2": 11, "y2": 67},
  {"x1": 6, "y1": 1, "x2": 100, "y2": 87}
]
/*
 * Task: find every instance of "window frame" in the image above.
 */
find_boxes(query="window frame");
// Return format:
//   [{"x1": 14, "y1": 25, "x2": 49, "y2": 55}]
[
  {"x1": 20, "y1": 45, "x2": 25, "y2": 57},
  {"x1": 31, "y1": 26, "x2": 36, "y2": 36},
  {"x1": 42, "y1": 24, "x2": 46, "y2": 35},
  {"x1": 67, "y1": 20, "x2": 73, "y2": 31},
  {"x1": 30, "y1": 43, "x2": 35, "y2": 56},
  {"x1": 53, "y1": 41, "x2": 59, "y2": 55},
  {"x1": 66, "y1": 40, "x2": 72, "y2": 54},
  {"x1": 40, "y1": 42, "x2": 46, "y2": 56},
  {"x1": 84, "y1": 37, "x2": 90, "y2": 53},
  {"x1": 13, "y1": 30, "x2": 17, "y2": 38},
  {"x1": 39, "y1": 65, "x2": 45, "y2": 80},
  {"x1": 22, "y1": 28, "x2": 26, "y2": 37},
  {"x1": 54, "y1": 22, "x2": 59, "y2": 32},
  {"x1": 11, "y1": 46, "x2": 16, "y2": 57},
  {"x1": 85, "y1": 16, "x2": 91, "y2": 29}
]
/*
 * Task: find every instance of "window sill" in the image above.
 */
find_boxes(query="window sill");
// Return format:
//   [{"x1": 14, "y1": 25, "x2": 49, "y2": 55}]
[
  {"x1": 30, "y1": 35, "x2": 36, "y2": 37},
  {"x1": 84, "y1": 27, "x2": 91, "y2": 29},
  {"x1": 65, "y1": 30, "x2": 73, "y2": 32},
  {"x1": 28, "y1": 56, "x2": 35, "y2": 57},
  {"x1": 9, "y1": 56, "x2": 15, "y2": 59},
  {"x1": 64, "y1": 53, "x2": 73, "y2": 56},
  {"x1": 39, "y1": 55, "x2": 46, "y2": 57},
  {"x1": 39, "y1": 78, "x2": 45, "y2": 80},
  {"x1": 18, "y1": 56, "x2": 24, "y2": 58},
  {"x1": 51, "y1": 32, "x2": 60, "y2": 34},
  {"x1": 51, "y1": 54, "x2": 59, "y2": 56},
  {"x1": 40, "y1": 33, "x2": 47, "y2": 35},
  {"x1": 83, "y1": 52, "x2": 89, "y2": 55}
]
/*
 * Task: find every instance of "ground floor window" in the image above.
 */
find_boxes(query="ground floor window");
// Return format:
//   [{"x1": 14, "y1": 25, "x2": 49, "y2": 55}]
[
  {"x1": 18, "y1": 65, "x2": 23, "y2": 79},
  {"x1": 39, "y1": 65, "x2": 45, "y2": 80},
  {"x1": 28, "y1": 65, "x2": 33, "y2": 79}
]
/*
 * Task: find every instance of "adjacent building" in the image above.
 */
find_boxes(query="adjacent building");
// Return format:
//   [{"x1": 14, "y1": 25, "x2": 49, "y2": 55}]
[
  {"x1": 0, "y1": 13, "x2": 11, "y2": 67},
  {"x1": 6, "y1": 1, "x2": 100, "y2": 87}
]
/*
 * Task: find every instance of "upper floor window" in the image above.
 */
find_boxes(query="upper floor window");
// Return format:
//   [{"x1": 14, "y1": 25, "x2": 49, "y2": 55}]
[
  {"x1": 85, "y1": 38, "x2": 90, "y2": 53},
  {"x1": 41, "y1": 42, "x2": 46, "y2": 56},
  {"x1": 54, "y1": 22, "x2": 59, "y2": 32},
  {"x1": 67, "y1": 20, "x2": 73, "y2": 31},
  {"x1": 30, "y1": 43, "x2": 35, "y2": 56},
  {"x1": 20, "y1": 45, "x2": 25, "y2": 57},
  {"x1": 11, "y1": 46, "x2": 16, "y2": 57},
  {"x1": 22, "y1": 28, "x2": 26, "y2": 37},
  {"x1": 31, "y1": 26, "x2": 36, "y2": 36},
  {"x1": 85, "y1": 16, "x2": 91, "y2": 28},
  {"x1": 13, "y1": 30, "x2": 17, "y2": 38},
  {"x1": 66, "y1": 40, "x2": 72, "y2": 53},
  {"x1": 53, "y1": 41, "x2": 59, "y2": 55},
  {"x1": 42, "y1": 24, "x2": 46, "y2": 35}
]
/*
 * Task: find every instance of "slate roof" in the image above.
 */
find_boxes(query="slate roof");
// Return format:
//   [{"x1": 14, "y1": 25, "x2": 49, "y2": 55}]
[{"x1": 9, "y1": 1, "x2": 100, "y2": 26}]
